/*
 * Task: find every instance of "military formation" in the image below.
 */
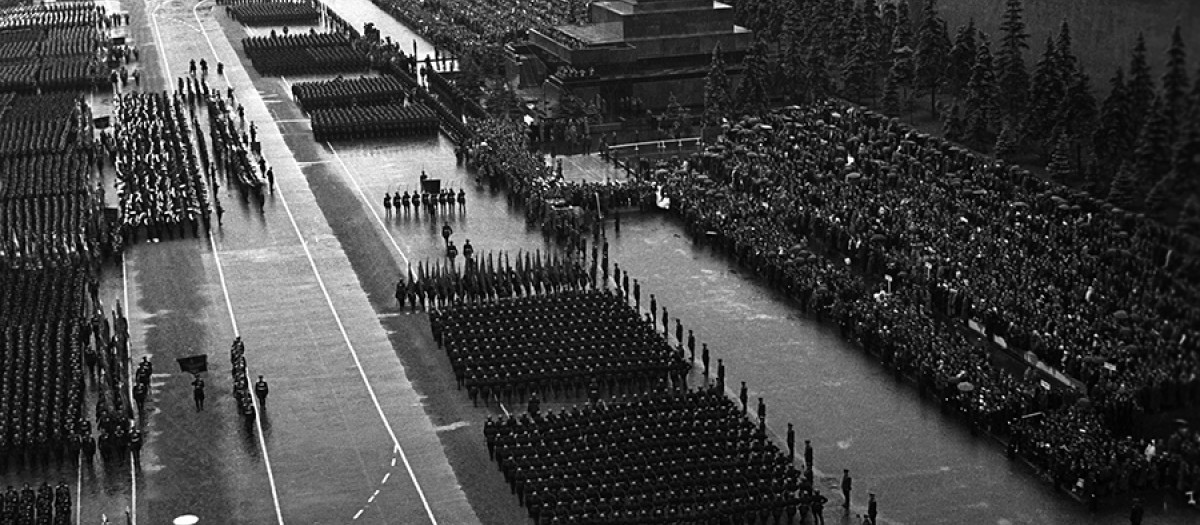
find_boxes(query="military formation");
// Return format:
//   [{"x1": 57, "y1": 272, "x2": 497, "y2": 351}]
[
  {"x1": 433, "y1": 289, "x2": 691, "y2": 406},
  {"x1": 487, "y1": 388, "x2": 813, "y2": 525},
  {"x1": 0, "y1": 481, "x2": 71, "y2": 525},
  {"x1": 111, "y1": 91, "x2": 210, "y2": 242},
  {"x1": 242, "y1": 31, "x2": 369, "y2": 76},
  {"x1": 397, "y1": 249, "x2": 589, "y2": 310},
  {"x1": 310, "y1": 103, "x2": 439, "y2": 141},
  {"x1": 0, "y1": 4, "x2": 108, "y2": 93},
  {"x1": 291, "y1": 76, "x2": 407, "y2": 111},
  {"x1": 227, "y1": 2, "x2": 320, "y2": 26}
]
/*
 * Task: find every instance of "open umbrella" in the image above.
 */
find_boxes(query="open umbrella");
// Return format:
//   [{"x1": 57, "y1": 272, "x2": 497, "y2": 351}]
[
  {"x1": 957, "y1": 382, "x2": 975, "y2": 392},
  {"x1": 1113, "y1": 310, "x2": 1129, "y2": 320},
  {"x1": 845, "y1": 172, "x2": 862, "y2": 181}
]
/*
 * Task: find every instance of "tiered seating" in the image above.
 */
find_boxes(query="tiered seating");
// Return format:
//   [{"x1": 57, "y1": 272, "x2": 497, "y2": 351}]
[
  {"x1": 432, "y1": 289, "x2": 690, "y2": 404},
  {"x1": 486, "y1": 389, "x2": 802, "y2": 525}
]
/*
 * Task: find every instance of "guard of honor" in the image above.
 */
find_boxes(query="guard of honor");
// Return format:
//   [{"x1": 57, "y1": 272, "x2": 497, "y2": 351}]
[
  {"x1": 383, "y1": 188, "x2": 466, "y2": 218},
  {"x1": 396, "y1": 249, "x2": 592, "y2": 311}
]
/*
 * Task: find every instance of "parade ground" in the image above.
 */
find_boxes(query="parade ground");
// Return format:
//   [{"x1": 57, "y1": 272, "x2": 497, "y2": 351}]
[{"x1": 39, "y1": 0, "x2": 1197, "y2": 524}]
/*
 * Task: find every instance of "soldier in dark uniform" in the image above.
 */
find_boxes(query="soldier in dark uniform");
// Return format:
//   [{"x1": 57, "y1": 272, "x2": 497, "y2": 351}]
[
  {"x1": 396, "y1": 278, "x2": 406, "y2": 308},
  {"x1": 787, "y1": 423, "x2": 796, "y2": 462},
  {"x1": 811, "y1": 489, "x2": 828, "y2": 525},
  {"x1": 255, "y1": 376, "x2": 269, "y2": 406},
  {"x1": 133, "y1": 382, "x2": 147, "y2": 412},
  {"x1": 867, "y1": 493, "x2": 877, "y2": 524},
  {"x1": 841, "y1": 469, "x2": 852, "y2": 508},
  {"x1": 701, "y1": 343, "x2": 709, "y2": 376},
  {"x1": 457, "y1": 188, "x2": 466, "y2": 211},
  {"x1": 649, "y1": 295, "x2": 656, "y2": 324},
  {"x1": 687, "y1": 331, "x2": 695, "y2": 360},
  {"x1": 463, "y1": 240, "x2": 474, "y2": 260},
  {"x1": 675, "y1": 319, "x2": 683, "y2": 344},
  {"x1": 193, "y1": 376, "x2": 205, "y2": 411},
  {"x1": 442, "y1": 222, "x2": 453, "y2": 247},
  {"x1": 383, "y1": 193, "x2": 392, "y2": 215}
]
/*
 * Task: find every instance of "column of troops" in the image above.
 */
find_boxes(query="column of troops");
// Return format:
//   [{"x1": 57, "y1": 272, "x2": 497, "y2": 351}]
[
  {"x1": 206, "y1": 88, "x2": 270, "y2": 209},
  {"x1": 111, "y1": 91, "x2": 210, "y2": 242},
  {"x1": 227, "y1": 2, "x2": 320, "y2": 26}
]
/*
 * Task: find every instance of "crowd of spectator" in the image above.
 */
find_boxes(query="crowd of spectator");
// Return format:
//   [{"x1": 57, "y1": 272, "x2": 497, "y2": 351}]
[{"x1": 626, "y1": 100, "x2": 1199, "y2": 501}]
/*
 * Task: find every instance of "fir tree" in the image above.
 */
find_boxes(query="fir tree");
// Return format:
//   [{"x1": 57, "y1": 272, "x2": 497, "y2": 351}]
[
  {"x1": 993, "y1": 117, "x2": 1019, "y2": 161},
  {"x1": 1047, "y1": 129, "x2": 1076, "y2": 180},
  {"x1": 995, "y1": 0, "x2": 1030, "y2": 118},
  {"x1": 942, "y1": 100, "x2": 965, "y2": 141},
  {"x1": 1126, "y1": 33, "x2": 1156, "y2": 132},
  {"x1": 1056, "y1": 70, "x2": 1098, "y2": 177},
  {"x1": 1106, "y1": 161, "x2": 1139, "y2": 209},
  {"x1": 888, "y1": 25, "x2": 916, "y2": 108},
  {"x1": 842, "y1": 30, "x2": 880, "y2": 102},
  {"x1": 1167, "y1": 108, "x2": 1200, "y2": 196},
  {"x1": 946, "y1": 19, "x2": 977, "y2": 94},
  {"x1": 1023, "y1": 37, "x2": 1063, "y2": 147},
  {"x1": 859, "y1": 0, "x2": 884, "y2": 61},
  {"x1": 704, "y1": 43, "x2": 732, "y2": 124},
  {"x1": 1132, "y1": 97, "x2": 1173, "y2": 194},
  {"x1": 737, "y1": 39, "x2": 771, "y2": 115},
  {"x1": 914, "y1": 0, "x2": 951, "y2": 116},
  {"x1": 808, "y1": 50, "x2": 834, "y2": 102},
  {"x1": 782, "y1": 41, "x2": 811, "y2": 104},
  {"x1": 963, "y1": 32, "x2": 998, "y2": 148},
  {"x1": 1093, "y1": 67, "x2": 1136, "y2": 179},
  {"x1": 881, "y1": 67, "x2": 902, "y2": 114},
  {"x1": 1162, "y1": 26, "x2": 1190, "y2": 119},
  {"x1": 1054, "y1": 20, "x2": 1078, "y2": 80},
  {"x1": 1180, "y1": 194, "x2": 1200, "y2": 235}
]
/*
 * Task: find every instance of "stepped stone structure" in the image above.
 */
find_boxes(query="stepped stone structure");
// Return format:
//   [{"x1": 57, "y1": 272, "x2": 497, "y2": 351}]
[{"x1": 519, "y1": 0, "x2": 754, "y2": 110}]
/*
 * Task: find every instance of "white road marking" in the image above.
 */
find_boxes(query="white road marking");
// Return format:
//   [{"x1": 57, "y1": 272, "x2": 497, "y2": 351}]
[
  {"x1": 326, "y1": 142, "x2": 411, "y2": 267},
  {"x1": 123, "y1": 257, "x2": 136, "y2": 525},
  {"x1": 193, "y1": 4, "x2": 436, "y2": 523}
]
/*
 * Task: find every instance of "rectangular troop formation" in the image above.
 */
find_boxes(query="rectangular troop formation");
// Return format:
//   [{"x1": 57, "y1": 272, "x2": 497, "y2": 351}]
[
  {"x1": 227, "y1": 1, "x2": 320, "y2": 26},
  {"x1": 0, "y1": 4, "x2": 108, "y2": 92},
  {"x1": 241, "y1": 32, "x2": 368, "y2": 76},
  {"x1": 291, "y1": 75, "x2": 406, "y2": 111},
  {"x1": 431, "y1": 289, "x2": 691, "y2": 406},
  {"x1": 485, "y1": 388, "x2": 803, "y2": 525}
]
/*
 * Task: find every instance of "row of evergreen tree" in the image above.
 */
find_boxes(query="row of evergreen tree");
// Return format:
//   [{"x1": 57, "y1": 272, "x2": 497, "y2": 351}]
[{"x1": 705, "y1": 0, "x2": 1199, "y2": 232}]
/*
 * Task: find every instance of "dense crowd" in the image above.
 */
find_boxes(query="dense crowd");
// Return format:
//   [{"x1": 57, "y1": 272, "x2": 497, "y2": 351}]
[
  {"x1": 433, "y1": 287, "x2": 691, "y2": 406},
  {"x1": 486, "y1": 388, "x2": 807, "y2": 525},
  {"x1": 0, "y1": 482, "x2": 71, "y2": 525},
  {"x1": 228, "y1": 2, "x2": 320, "y2": 26},
  {"x1": 205, "y1": 87, "x2": 270, "y2": 207},
  {"x1": 242, "y1": 31, "x2": 369, "y2": 75},
  {"x1": 620, "y1": 101, "x2": 1199, "y2": 501},
  {"x1": 310, "y1": 103, "x2": 439, "y2": 140},
  {"x1": 111, "y1": 91, "x2": 210, "y2": 242},
  {"x1": 291, "y1": 75, "x2": 407, "y2": 110}
]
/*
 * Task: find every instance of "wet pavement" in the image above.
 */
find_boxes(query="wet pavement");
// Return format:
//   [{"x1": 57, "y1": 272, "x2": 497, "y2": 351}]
[{"x1": 64, "y1": 0, "x2": 1200, "y2": 524}]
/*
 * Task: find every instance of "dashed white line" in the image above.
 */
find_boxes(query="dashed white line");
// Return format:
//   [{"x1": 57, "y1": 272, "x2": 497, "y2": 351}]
[
  {"x1": 381, "y1": 473, "x2": 391, "y2": 485},
  {"x1": 352, "y1": 509, "x2": 364, "y2": 520},
  {"x1": 192, "y1": 7, "x2": 437, "y2": 524}
]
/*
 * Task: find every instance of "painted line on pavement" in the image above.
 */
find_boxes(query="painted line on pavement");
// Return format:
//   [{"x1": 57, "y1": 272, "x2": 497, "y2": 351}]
[
  {"x1": 147, "y1": 1, "x2": 285, "y2": 523},
  {"x1": 75, "y1": 453, "x2": 82, "y2": 525},
  {"x1": 123, "y1": 256, "x2": 136, "y2": 525},
  {"x1": 194, "y1": 4, "x2": 436, "y2": 524},
  {"x1": 327, "y1": 142, "x2": 411, "y2": 267}
]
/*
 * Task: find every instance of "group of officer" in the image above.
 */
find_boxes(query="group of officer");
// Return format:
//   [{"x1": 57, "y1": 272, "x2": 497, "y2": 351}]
[
  {"x1": 0, "y1": 482, "x2": 70, "y2": 525},
  {"x1": 432, "y1": 289, "x2": 691, "y2": 407},
  {"x1": 310, "y1": 103, "x2": 440, "y2": 141},
  {"x1": 382, "y1": 188, "x2": 466, "y2": 218}
]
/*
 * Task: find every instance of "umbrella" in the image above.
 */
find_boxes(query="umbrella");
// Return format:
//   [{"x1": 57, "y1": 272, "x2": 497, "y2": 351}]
[
  {"x1": 1113, "y1": 310, "x2": 1129, "y2": 320},
  {"x1": 845, "y1": 172, "x2": 862, "y2": 181},
  {"x1": 957, "y1": 382, "x2": 975, "y2": 392},
  {"x1": 972, "y1": 189, "x2": 988, "y2": 196},
  {"x1": 870, "y1": 233, "x2": 886, "y2": 242}
]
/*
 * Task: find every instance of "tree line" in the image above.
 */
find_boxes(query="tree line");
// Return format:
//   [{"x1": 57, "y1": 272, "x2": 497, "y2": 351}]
[{"x1": 704, "y1": 0, "x2": 1200, "y2": 232}]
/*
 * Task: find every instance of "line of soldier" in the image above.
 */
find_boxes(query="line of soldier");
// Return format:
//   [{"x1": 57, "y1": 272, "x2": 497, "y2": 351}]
[{"x1": 382, "y1": 187, "x2": 465, "y2": 217}]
